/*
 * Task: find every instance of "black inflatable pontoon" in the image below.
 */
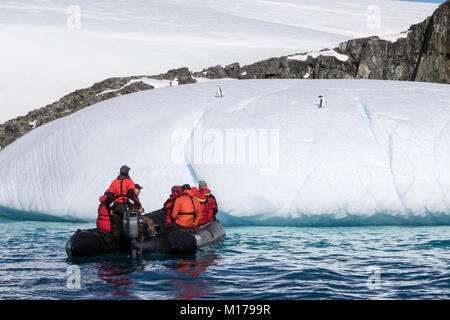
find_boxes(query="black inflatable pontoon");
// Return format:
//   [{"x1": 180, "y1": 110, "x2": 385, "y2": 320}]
[{"x1": 66, "y1": 209, "x2": 225, "y2": 258}]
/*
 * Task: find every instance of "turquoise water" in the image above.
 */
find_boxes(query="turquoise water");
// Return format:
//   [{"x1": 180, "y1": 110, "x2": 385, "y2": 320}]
[{"x1": 0, "y1": 220, "x2": 449, "y2": 299}]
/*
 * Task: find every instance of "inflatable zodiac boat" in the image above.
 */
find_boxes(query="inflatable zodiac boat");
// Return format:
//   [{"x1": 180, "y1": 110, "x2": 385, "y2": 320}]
[{"x1": 66, "y1": 209, "x2": 225, "y2": 258}]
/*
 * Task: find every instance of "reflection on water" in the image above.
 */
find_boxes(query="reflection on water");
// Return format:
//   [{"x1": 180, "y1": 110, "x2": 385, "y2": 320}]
[
  {"x1": 164, "y1": 253, "x2": 219, "y2": 299},
  {"x1": 93, "y1": 259, "x2": 146, "y2": 299},
  {"x1": 79, "y1": 252, "x2": 221, "y2": 300}
]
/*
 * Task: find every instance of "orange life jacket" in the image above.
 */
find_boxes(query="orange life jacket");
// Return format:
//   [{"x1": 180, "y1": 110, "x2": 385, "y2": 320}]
[{"x1": 171, "y1": 190, "x2": 202, "y2": 228}]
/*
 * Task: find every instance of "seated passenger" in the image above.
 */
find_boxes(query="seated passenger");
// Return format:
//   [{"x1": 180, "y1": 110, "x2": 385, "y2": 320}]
[
  {"x1": 134, "y1": 184, "x2": 145, "y2": 213},
  {"x1": 132, "y1": 184, "x2": 158, "y2": 235},
  {"x1": 163, "y1": 184, "x2": 202, "y2": 234},
  {"x1": 198, "y1": 180, "x2": 218, "y2": 225},
  {"x1": 163, "y1": 185, "x2": 181, "y2": 224},
  {"x1": 191, "y1": 186, "x2": 208, "y2": 224},
  {"x1": 191, "y1": 187, "x2": 207, "y2": 205},
  {"x1": 96, "y1": 193, "x2": 113, "y2": 233}
]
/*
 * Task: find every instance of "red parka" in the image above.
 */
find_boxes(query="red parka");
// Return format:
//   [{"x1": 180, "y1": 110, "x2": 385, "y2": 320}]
[
  {"x1": 96, "y1": 194, "x2": 112, "y2": 233},
  {"x1": 106, "y1": 175, "x2": 141, "y2": 208},
  {"x1": 164, "y1": 187, "x2": 181, "y2": 224},
  {"x1": 198, "y1": 188, "x2": 218, "y2": 225},
  {"x1": 106, "y1": 176, "x2": 136, "y2": 204}
]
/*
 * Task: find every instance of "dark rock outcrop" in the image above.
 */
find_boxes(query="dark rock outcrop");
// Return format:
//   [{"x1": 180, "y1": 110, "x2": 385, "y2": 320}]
[
  {"x1": 192, "y1": 62, "x2": 242, "y2": 79},
  {"x1": 413, "y1": 1, "x2": 449, "y2": 82},
  {"x1": 155, "y1": 67, "x2": 196, "y2": 85},
  {"x1": 0, "y1": 77, "x2": 154, "y2": 149},
  {"x1": 0, "y1": 1, "x2": 448, "y2": 151},
  {"x1": 194, "y1": 1, "x2": 448, "y2": 83},
  {"x1": 338, "y1": 1, "x2": 448, "y2": 83},
  {"x1": 235, "y1": 51, "x2": 357, "y2": 80}
]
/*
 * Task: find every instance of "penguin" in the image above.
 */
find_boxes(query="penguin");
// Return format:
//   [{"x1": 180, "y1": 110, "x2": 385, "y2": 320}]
[
  {"x1": 215, "y1": 85, "x2": 223, "y2": 98},
  {"x1": 318, "y1": 95, "x2": 327, "y2": 108}
]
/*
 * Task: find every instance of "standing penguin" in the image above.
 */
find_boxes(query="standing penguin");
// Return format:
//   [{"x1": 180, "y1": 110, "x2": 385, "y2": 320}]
[
  {"x1": 318, "y1": 95, "x2": 327, "y2": 108},
  {"x1": 215, "y1": 85, "x2": 223, "y2": 98}
]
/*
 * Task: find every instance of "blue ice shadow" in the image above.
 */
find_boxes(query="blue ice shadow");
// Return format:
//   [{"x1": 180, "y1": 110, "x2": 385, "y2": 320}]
[{"x1": 0, "y1": 205, "x2": 87, "y2": 223}]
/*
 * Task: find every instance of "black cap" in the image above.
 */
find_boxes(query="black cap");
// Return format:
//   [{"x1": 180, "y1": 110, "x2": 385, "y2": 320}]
[
  {"x1": 120, "y1": 165, "x2": 130, "y2": 175},
  {"x1": 135, "y1": 184, "x2": 143, "y2": 190},
  {"x1": 181, "y1": 184, "x2": 191, "y2": 191}
]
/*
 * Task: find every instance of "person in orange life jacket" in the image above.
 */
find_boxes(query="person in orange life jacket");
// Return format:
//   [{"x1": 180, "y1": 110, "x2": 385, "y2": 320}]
[
  {"x1": 162, "y1": 184, "x2": 202, "y2": 234},
  {"x1": 164, "y1": 185, "x2": 181, "y2": 224},
  {"x1": 105, "y1": 165, "x2": 141, "y2": 218},
  {"x1": 104, "y1": 165, "x2": 141, "y2": 238},
  {"x1": 198, "y1": 180, "x2": 218, "y2": 225}
]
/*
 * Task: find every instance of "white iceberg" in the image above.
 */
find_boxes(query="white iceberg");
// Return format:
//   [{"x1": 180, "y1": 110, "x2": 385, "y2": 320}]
[{"x1": 0, "y1": 79, "x2": 449, "y2": 225}]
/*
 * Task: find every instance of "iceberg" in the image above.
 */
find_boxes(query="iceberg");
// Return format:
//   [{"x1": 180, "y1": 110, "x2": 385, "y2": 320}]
[{"x1": 0, "y1": 79, "x2": 449, "y2": 225}]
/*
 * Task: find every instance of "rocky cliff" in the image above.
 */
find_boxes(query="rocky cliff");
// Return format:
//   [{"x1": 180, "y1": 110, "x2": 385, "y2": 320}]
[
  {"x1": 195, "y1": 0, "x2": 449, "y2": 83},
  {"x1": 0, "y1": 1, "x2": 448, "y2": 151}
]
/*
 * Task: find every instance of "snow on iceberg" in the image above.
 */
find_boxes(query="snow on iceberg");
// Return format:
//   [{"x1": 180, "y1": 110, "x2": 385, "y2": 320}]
[{"x1": 0, "y1": 79, "x2": 449, "y2": 226}]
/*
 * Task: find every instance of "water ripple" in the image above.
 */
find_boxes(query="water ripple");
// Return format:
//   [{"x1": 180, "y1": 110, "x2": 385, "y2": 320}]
[{"x1": 0, "y1": 223, "x2": 449, "y2": 299}]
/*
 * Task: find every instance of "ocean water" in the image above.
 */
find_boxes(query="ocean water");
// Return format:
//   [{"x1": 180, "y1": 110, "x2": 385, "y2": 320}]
[{"x1": 0, "y1": 219, "x2": 449, "y2": 300}]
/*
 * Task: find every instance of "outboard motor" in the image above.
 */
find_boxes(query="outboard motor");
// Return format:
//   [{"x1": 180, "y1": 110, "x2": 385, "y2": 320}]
[{"x1": 123, "y1": 210, "x2": 144, "y2": 257}]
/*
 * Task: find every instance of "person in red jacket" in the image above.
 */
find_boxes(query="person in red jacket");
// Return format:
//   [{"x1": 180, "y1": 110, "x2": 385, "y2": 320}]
[
  {"x1": 198, "y1": 180, "x2": 218, "y2": 225},
  {"x1": 171, "y1": 184, "x2": 202, "y2": 228},
  {"x1": 96, "y1": 183, "x2": 144, "y2": 234},
  {"x1": 96, "y1": 193, "x2": 113, "y2": 233},
  {"x1": 162, "y1": 184, "x2": 202, "y2": 234},
  {"x1": 191, "y1": 186, "x2": 207, "y2": 223},
  {"x1": 104, "y1": 165, "x2": 141, "y2": 237},
  {"x1": 164, "y1": 185, "x2": 181, "y2": 224},
  {"x1": 106, "y1": 165, "x2": 141, "y2": 217}
]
